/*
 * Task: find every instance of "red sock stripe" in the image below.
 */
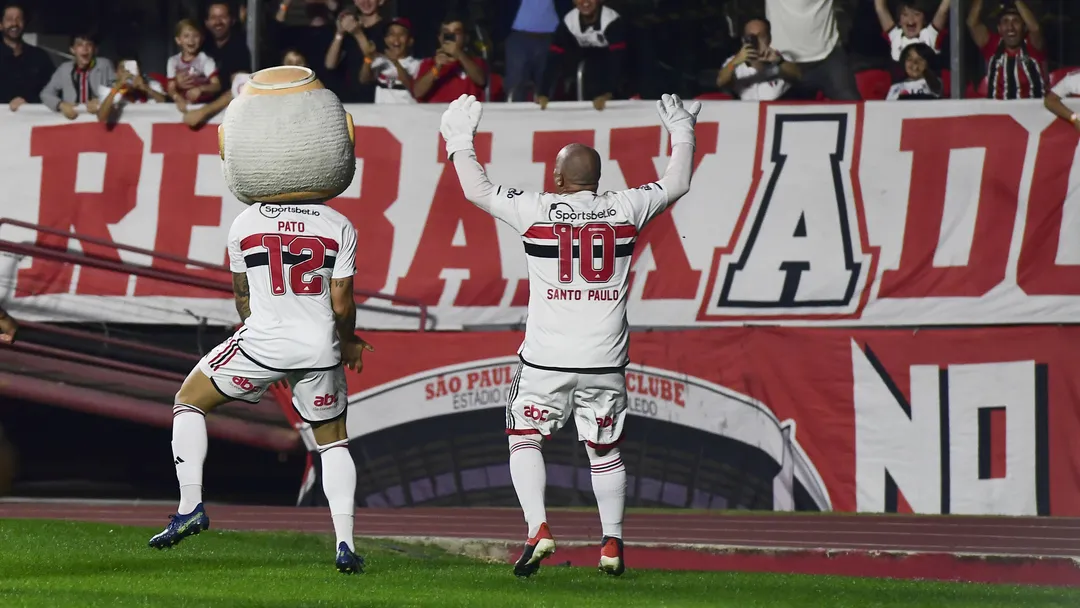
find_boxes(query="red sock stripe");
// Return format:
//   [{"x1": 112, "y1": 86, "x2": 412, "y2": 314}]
[
  {"x1": 591, "y1": 458, "x2": 624, "y2": 474},
  {"x1": 173, "y1": 404, "x2": 205, "y2": 417},
  {"x1": 509, "y1": 440, "x2": 542, "y2": 455}
]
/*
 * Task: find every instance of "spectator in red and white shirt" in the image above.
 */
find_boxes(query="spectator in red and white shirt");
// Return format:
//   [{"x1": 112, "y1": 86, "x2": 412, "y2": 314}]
[
  {"x1": 412, "y1": 12, "x2": 487, "y2": 104},
  {"x1": 873, "y1": 0, "x2": 950, "y2": 62},
  {"x1": 967, "y1": 0, "x2": 1045, "y2": 99},
  {"x1": 1044, "y1": 69, "x2": 1080, "y2": 132},
  {"x1": 167, "y1": 19, "x2": 222, "y2": 112}
]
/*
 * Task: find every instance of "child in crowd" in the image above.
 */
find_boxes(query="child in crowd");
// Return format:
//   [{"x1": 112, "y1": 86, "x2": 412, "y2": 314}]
[
  {"x1": 886, "y1": 43, "x2": 942, "y2": 100},
  {"x1": 359, "y1": 17, "x2": 420, "y2": 104},
  {"x1": 874, "y1": 0, "x2": 950, "y2": 62},
  {"x1": 166, "y1": 19, "x2": 221, "y2": 111},
  {"x1": 97, "y1": 56, "x2": 168, "y2": 123}
]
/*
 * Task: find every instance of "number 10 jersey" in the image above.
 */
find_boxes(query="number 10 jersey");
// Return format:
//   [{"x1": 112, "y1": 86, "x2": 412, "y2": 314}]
[
  {"x1": 226, "y1": 203, "x2": 358, "y2": 370},
  {"x1": 487, "y1": 184, "x2": 674, "y2": 370}
]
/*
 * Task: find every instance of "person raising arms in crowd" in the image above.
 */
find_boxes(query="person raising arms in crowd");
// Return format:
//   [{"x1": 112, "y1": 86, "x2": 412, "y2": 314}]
[
  {"x1": 873, "y1": 0, "x2": 950, "y2": 63},
  {"x1": 967, "y1": 0, "x2": 1046, "y2": 99},
  {"x1": 325, "y1": 0, "x2": 387, "y2": 102}
]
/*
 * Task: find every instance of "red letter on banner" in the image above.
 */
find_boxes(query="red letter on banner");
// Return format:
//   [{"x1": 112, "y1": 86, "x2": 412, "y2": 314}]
[
  {"x1": 327, "y1": 127, "x2": 400, "y2": 302},
  {"x1": 396, "y1": 133, "x2": 507, "y2": 306},
  {"x1": 610, "y1": 125, "x2": 713, "y2": 300},
  {"x1": 17, "y1": 124, "x2": 142, "y2": 296},
  {"x1": 510, "y1": 130, "x2": 596, "y2": 306},
  {"x1": 134, "y1": 123, "x2": 227, "y2": 297},
  {"x1": 1016, "y1": 119, "x2": 1080, "y2": 295},
  {"x1": 878, "y1": 115, "x2": 1026, "y2": 298}
]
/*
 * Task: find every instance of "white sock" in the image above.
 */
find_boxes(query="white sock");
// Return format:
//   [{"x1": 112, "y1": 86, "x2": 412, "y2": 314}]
[
  {"x1": 172, "y1": 405, "x2": 208, "y2": 514},
  {"x1": 588, "y1": 446, "x2": 626, "y2": 539},
  {"x1": 509, "y1": 435, "x2": 547, "y2": 537},
  {"x1": 320, "y1": 442, "x2": 357, "y2": 552}
]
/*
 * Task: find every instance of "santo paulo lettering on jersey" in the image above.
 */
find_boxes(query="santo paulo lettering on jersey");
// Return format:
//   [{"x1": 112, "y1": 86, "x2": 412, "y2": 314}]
[
  {"x1": 479, "y1": 183, "x2": 673, "y2": 370},
  {"x1": 227, "y1": 204, "x2": 358, "y2": 370}
]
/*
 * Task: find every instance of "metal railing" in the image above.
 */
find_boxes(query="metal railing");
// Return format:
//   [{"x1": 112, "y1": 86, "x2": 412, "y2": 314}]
[{"x1": 0, "y1": 219, "x2": 429, "y2": 330}]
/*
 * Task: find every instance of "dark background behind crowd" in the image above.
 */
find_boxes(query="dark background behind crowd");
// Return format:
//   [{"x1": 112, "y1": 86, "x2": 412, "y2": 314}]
[{"x1": 1, "y1": 0, "x2": 1079, "y2": 110}]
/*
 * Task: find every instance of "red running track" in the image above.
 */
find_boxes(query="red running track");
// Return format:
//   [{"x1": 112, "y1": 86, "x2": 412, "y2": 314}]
[{"x1": 2, "y1": 501, "x2": 1079, "y2": 586}]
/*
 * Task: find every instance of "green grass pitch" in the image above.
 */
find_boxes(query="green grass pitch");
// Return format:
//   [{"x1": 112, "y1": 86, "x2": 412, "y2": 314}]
[{"x1": 0, "y1": 519, "x2": 1076, "y2": 607}]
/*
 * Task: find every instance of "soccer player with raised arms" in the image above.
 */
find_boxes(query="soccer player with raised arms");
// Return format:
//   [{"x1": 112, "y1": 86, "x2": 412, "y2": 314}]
[{"x1": 440, "y1": 92, "x2": 701, "y2": 577}]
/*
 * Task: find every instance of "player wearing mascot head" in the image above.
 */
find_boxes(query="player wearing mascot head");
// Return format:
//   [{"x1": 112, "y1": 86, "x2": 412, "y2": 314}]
[{"x1": 149, "y1": 66, "x2": 372, "y2": 575}]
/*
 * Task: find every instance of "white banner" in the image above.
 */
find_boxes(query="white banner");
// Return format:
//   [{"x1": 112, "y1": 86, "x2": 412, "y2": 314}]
[{"x1": 0, "y1": 98, "x2": 1078, "y2": 328}]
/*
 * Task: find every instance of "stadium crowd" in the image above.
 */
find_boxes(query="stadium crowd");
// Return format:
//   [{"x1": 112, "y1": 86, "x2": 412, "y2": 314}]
[{"x1": 0, "y1": 0, "x2": 1078, "y2": 128}]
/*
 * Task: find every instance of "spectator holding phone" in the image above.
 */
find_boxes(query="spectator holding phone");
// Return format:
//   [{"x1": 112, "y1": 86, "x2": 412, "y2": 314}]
[
  {"x1": 412, "y1": 12, "x2": 487, "y2": 104},
  {"x1": 717, "y1": 18, "x2": 799, "y2": 100},
  {"x1": 40, "y1": 32, "x2": 113, "y2": 120},
  {"x1": 97, "y1": 57, "x2": 167, "y2": 124}
]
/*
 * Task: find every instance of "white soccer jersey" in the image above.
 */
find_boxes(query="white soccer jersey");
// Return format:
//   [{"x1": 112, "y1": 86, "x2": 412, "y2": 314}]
[
  {"x1": 372, "y1": 55, "x2": 420, "y2": 104},
  {"x1": 227, "y1": 203, "x2": 357, "y2": 370},
  {"x1": 887, "y1": 25, "x2": 941, "y2": 62},
  {"x1": 452, "y1": 145, "x2": 693, "y2": 370},
  {"x1": 1051, "y1": 70, "x2": 1080, "y2": 98}
]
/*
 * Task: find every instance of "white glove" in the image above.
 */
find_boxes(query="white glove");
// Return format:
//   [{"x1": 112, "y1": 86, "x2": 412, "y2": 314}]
[
  {"x1": 655, "y1": 93, "x2": 702, "y2": 147},
  {"x1": 440, "y1": 93, "x2": 483, "y2": 158}
]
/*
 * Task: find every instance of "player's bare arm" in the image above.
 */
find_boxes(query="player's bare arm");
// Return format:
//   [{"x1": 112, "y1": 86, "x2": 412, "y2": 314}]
[
  {"x1": 0, "y1": 305, "x2": 18, "y2": 343},
  {"x1": 232, "y1": 272, "x2": 252, "y2": 322},
  {"x1": 330, "y1": 276, "x2": 374, "y2": 372}
]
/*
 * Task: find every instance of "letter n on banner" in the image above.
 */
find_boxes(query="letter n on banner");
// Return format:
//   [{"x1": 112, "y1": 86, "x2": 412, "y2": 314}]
[
  {"x1": 397, "y1": 133, "x2": 507, "y2": 307},
  {"x1": 17, "y1": 124, "x2": 142, "y2": 297}
]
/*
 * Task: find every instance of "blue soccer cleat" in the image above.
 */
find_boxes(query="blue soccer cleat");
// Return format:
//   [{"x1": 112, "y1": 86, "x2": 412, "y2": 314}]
[
  {"x1": 335, "y1": 541, "x2": 365, "y2": 574},
  {"x1": 148, "y1": 503, "x2": 210, "y2": 549}
]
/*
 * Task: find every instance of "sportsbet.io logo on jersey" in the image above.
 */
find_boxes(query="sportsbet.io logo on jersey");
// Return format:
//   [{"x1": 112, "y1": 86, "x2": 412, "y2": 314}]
[{"x1": 548, "y1": 202, "x2": 616, "y2": 223}]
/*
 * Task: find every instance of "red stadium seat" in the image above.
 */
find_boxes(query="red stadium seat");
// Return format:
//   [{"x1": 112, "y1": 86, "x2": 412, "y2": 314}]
[
  {"x1": 855, "y1": 69, "x2": 892, "y2": 101},
  {"x1": 939, "y1": 69, "x2": 951, "y2": 98},
  {"x1": 696, "y1": 92, "x2": 734, "y2": 100},
  {"x1": 965, "y1": 76, "x2": 988, "y2": 98},
  {"x1": 486, "y1": 72, "x2": 505, "y2": 102}
]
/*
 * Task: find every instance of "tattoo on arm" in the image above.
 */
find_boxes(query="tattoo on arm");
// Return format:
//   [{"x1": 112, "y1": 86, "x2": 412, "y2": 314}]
[
  {"x1": 331, "y1": 278, "x2": 356, "y2": 343},
  {"x1": 232, "y1": 273, "x2": 251, "y2": 322}
]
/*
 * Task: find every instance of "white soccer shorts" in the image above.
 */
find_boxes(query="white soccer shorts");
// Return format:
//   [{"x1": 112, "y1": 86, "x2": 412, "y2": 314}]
[
  {"x1": 505, "y1": 362, "x2": 628, "y2": 449},
  {"x1": 197, "y1": 335, "x2": 348, "y2": 423}
]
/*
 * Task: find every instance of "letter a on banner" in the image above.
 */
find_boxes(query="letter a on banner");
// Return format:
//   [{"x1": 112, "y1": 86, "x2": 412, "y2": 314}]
[{"x1": 700, "y1": 106, "x2": 875, "y2": 320}]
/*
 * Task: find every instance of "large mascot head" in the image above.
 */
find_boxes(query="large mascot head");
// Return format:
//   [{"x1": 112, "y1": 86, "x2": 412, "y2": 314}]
[{"x1": 218, "y1": 65, "x2": 355, "y2": 205}]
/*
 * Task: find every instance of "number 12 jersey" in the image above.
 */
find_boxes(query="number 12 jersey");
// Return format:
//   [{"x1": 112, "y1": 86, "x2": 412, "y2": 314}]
[{"x1": 227, "y1": 203, "x2": 358, "y2": 370}]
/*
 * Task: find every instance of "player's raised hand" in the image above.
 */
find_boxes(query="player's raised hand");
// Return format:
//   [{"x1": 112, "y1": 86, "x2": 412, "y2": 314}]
[
  {"x1": 341, "y1": 335, "x2": 374, "y2": 373},
  {"x1": 440, "y1": 94, "x2": 481, "y2": 158},
  {"x1": 655, "y1": 93, "x2": 702, "y2": 146}
]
